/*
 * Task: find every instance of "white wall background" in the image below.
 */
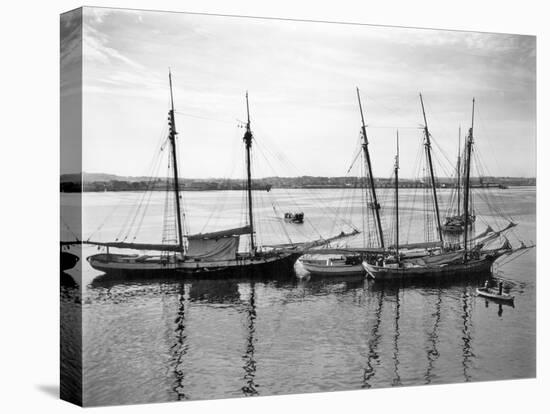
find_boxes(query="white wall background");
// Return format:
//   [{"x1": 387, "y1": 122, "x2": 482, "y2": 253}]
[{"x1": 0, "y1": 0, "x2": 546, "y2": 412}]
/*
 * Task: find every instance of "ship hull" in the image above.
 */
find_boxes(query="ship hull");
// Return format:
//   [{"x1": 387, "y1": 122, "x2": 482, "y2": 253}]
[
  {"x1": 363, "y1": 256, "x2": 495, "y2": 281},
  {"x1": 299, "y1": 259, "x2": 365, "y2": 276},
  {"x1": 476, "y1": 288, "x2": 515, "y2": 303},
  {"x1": 87, "y1": 251, "x2": 300, "y2": 279},
  {"x1": 61, "y1": 251, "x2": 79, "y2": 271}
]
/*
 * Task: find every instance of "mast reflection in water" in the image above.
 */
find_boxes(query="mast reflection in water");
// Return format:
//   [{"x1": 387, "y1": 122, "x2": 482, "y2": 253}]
[
  {"x1": 171, "y1": 284, "x2": 189, "y2": 400},
  {"x1": 75, "y1": 267, "x2": 535, "y2": 405},
  {"x1": 72, "y1": 187, "x2": 535, "y2": 406},
  {"x1": 242, "y1": 282, "x2": 259, "y2": 396}
]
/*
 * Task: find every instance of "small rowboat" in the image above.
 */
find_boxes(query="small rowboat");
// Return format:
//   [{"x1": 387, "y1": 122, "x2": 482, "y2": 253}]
[{"x1": 476, "y1": 287, "x2": 514, "y2": 303}]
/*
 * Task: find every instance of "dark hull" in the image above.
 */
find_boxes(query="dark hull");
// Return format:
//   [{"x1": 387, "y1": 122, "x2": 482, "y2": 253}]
[
  {"x1": 61, "y1": 251, "x2": 79, "y2": 271},
  {"x1": 88, "y1": 252, "x2": 301, "y2": 280},
  {"x1": 364, "y1": 256, "x2": 496, "y2": 281},
  {"x1": 284, "y1": 218, "x2": 304, "y2": 224}
]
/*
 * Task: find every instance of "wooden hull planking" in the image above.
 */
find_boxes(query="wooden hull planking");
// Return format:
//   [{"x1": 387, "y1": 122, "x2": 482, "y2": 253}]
[
  {"x1": 363, "y1": 256, "x2": 495, "y2": 281},
  {"x1": 87, "y1": 252, "x2": 301, "y2": 279},
  {"x1": 299, "y1": 259, "x2": 366, "y2": 276}
]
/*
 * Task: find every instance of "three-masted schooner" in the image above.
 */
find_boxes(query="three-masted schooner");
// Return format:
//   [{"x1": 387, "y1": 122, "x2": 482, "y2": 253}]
[
  {"x1": 86, "y1": 72, "x2": 347, "y2": 278},
  {"x1": 362, "y1": 96, "x2": 530, "y2": 280}
]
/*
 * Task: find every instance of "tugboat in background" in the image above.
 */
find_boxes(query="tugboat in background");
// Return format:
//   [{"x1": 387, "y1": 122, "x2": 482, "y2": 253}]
[{"x1": 284, "y1": 212, "x2": 304, "y2": 224}]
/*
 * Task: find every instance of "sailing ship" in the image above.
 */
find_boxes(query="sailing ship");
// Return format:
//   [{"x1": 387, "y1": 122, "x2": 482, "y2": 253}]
[
  {"x1": 442, "y1": 126, "x2": 475, "y2": 233},
  {"x1": 86, "y1": 72, "x2": 353, "y2": 278},
  {"x1": 363, "y1": 96, "x2": 532, "y2": 280},
  {"x1": 298, "y1": 88, "x2": 383, "y2": 276}
]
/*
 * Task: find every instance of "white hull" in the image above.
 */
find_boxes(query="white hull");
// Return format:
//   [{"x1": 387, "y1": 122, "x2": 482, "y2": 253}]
[
  {"x1": 299, "y1": 257, "x2": 366, "y2": 276},
  {"x1": 476, "y1": 288, "x2": 514, "y2": 302}
]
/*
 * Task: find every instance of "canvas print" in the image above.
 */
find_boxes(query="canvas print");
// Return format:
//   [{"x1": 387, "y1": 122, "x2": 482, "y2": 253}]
[{"x1": 60, "y1": 7, "x2": 536, "y2": 407}]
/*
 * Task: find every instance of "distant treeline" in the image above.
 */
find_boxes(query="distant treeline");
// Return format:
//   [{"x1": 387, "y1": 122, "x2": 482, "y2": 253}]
[
  {"x1": 60, "y1": 179, "x2": 271, "y2": 193},
  {"x1": 60, "y1": 174, "x2": 536, "y2": 193}
]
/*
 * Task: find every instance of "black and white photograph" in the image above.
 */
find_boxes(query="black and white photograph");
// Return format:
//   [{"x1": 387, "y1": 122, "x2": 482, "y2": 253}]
[{"x1": 59, "y1": 5, "x2": 536, "y2": 408}]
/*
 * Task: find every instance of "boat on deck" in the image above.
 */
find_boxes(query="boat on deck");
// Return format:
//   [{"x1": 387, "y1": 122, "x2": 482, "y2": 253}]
[
  {"x1": 442, "y1": 126, "x2": 475, "y2": 234},
  {"x1": 442, "y1": 214, "x2": 476, "y2": 233}
]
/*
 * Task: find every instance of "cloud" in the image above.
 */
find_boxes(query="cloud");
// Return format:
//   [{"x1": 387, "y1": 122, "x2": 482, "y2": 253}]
[
  {"x1": 60, "y1": 9, "x2": 82, "y2": 98},
  {"x1": 83, "y1": 23, "x2": 145, "y2": 71},
  {"x1": 78, "y1": 9, "x2": 536, "y2": 178}
]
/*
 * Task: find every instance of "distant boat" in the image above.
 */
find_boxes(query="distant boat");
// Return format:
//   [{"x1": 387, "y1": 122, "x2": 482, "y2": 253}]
[
  {"x1": 284, "y1": 212, "x2": 304, "y2": 224},
  {"x1": 86, "y1": 72, "x2": 352, "y2": 278}
]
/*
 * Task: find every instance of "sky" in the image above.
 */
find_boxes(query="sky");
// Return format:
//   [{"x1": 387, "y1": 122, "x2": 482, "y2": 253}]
[{"x1": 61, "y1": 7, "x2": 536, "y2": 179}]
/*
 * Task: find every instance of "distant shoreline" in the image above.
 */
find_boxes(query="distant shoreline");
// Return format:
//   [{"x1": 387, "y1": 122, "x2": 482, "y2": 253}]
[
  {"x1": 60, "y1": 172, "x2": 535, "y2": 193},
  {"x1": 61, "y1": 183, "x2": 536, "y2": 193}
]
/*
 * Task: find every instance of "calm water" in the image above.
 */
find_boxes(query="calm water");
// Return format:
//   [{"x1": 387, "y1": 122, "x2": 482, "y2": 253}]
[{"x1": 61, "y1": 187, "x2": 536, "y2": 406}]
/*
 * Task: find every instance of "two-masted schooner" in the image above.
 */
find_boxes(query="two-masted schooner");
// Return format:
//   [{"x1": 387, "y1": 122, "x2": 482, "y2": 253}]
[{"x1": 86, "y1": 72, "x2": 352, "y2": 278}]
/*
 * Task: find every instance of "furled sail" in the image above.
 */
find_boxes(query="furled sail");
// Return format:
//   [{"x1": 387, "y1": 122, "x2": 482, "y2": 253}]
[
  {"x1": 186, "y1": 236, "x2": 240, "y2": 261},
  {"x1": 265, "y1": 229, "x2": 361, "y2": 253},
  {"x1": 186, "y1": 226, "x2": 252, "y2": 240},
  {"x1": 406, "y1": 251, "x2": 463, "y2": 266},
  {"x1": 388, "y1": 241, "x2": 443, "y2": 250},
  {"x1": 185, "y1": 225, "x2": 252, "y2": 261}
]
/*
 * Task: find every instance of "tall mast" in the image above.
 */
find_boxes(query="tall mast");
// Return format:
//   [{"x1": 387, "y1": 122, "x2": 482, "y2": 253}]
[
  {"x1": 419, "y1": 93, "x2": 443, "y2": 244},
  {"x1": 463, "y1": 98, "x2": 475, "y2": 257},
  {"x1": 395, "y1": 130, "x2": 400, "y2": 263},
  {"x1": 168, "y1": 70, "x2": 185, "y2": 252},
  {"x1": 356, "y1": 87, "x2": 384, "y2": 249},
  {"x1": 243, "y1": 92, "x2": 255, "y2": 253},
  {"x1": 457, "y1": 126, "x2": 462, "y2": 216}
]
